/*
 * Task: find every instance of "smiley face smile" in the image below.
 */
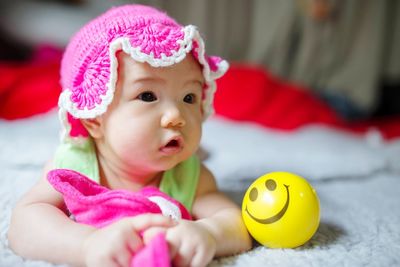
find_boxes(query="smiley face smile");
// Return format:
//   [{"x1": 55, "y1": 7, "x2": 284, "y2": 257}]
[{"x1": 245, "y1": 184, "x2": 290, "y2": 224}]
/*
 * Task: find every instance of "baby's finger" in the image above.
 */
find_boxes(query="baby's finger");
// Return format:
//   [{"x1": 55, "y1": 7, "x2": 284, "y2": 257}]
[
  {"x1": 142, "y1": 226, "x2": 167, "y2": 245},
  {"x1": 165, "y1": 229, "x2": 180, "y2": 260},
  {"x1": 173, "y1": 252, "x2": 194, "y2": 267},
  {"x1": 172, "y1": 243, "x2": 195, "y2": 267},
  {"x1": 191, "y1": 249, "x2": 212, "y2": 267},
  {"x1": 113, "y1": 246, "x2": 134, "y2": 267},
  {"x1": 125, "y1": 214, "x2": 177, "y2": 232},
  {"x1": 125, "y1": 230, "x2": 144, "y2": 253}
]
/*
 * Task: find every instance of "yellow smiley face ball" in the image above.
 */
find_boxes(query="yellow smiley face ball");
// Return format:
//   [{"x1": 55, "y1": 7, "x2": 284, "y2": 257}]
[{"x1": 242, "y1": 172, "x2": 320, "y2": 248}]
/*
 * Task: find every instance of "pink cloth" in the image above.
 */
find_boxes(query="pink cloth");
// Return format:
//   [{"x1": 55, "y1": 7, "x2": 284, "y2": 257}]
[{"x1": 47, "y1": 168, "x2": 191, "y2": 267}]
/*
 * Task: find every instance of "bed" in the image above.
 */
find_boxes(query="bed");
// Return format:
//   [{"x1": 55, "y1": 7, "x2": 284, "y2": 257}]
[{"x1": 1, "y1": 111, "x2": 399, "y2": 267}]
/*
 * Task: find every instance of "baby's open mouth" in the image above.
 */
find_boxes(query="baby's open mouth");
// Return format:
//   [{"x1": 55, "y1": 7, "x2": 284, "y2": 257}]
[
  {"x1": 166, "y1": 139, "x2": 180, "y2": 148},
  {"x1": 160, "y1": 137, "x2": 183, "y2": 154}
]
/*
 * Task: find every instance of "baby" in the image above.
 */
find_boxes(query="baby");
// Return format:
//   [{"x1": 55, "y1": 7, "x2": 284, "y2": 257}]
[{"x1": 7, "y1": 4, "x2": 251, "y2": 267}]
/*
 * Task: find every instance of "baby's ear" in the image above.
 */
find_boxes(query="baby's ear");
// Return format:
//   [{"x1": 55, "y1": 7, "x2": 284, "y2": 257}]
[{"x1": 80, "y1": 118, "x2": 103, "y2": 139}]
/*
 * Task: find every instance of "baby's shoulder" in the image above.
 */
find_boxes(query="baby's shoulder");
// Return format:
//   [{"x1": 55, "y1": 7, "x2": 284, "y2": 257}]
[
  {"x1": 15, "y1": 158, "x2": 65, "y2": 208},
  {"x1": 195, "y1": 163, "x2": 218, "y2": 196}
]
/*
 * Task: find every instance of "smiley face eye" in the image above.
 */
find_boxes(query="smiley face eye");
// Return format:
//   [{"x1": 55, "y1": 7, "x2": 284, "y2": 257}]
[
  {"x1": 249, "y1": 187, "x2": 258, "y2": 201},
  {"x1": 265, "y1": 179, "x2": 277, "y2": 191}
]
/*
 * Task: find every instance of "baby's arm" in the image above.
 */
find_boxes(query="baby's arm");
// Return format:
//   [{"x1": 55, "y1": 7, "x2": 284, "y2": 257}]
[
  {"x1": 8, "y1": 161, "x2": 176, "y2": 267},
  {"x1": 8, "y1": 161, "x2": 95, "y2": 266},
  {"x1": 164, "y1": 164, "x2": 252, "y2": 267},
  {"x1": 191, "y1": 165, "x2": 252, "y2": 256}
]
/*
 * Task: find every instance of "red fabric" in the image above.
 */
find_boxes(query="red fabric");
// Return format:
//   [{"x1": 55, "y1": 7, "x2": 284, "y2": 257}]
[
  {"x1": 214, "y1": 64, "x2": 400, "y2": 140},
  {"x1": 346, "y1": 117, "x2": 400, "y2": 140},
  {"x1": 1, "y1": 55, "x2": 399, "y2": 140},
  {"x1": 0, "y1": 46, "x2": 62, "y2": 120}
]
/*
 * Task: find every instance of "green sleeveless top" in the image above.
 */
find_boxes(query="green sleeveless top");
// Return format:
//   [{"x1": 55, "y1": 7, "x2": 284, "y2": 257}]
[{"x1": 53, "y1": 139, "x2": 200, "y2": 212}]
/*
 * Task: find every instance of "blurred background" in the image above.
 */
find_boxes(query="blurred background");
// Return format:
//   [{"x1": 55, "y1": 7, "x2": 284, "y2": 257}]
[{"x1": 0, "y1": 0, "x2": 399, "y2": 121}]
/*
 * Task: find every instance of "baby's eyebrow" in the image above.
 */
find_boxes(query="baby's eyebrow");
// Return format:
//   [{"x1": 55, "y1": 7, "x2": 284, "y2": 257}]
[
  {"x1": 131, "y1": 76, "x2": 164, "y2": 84},
  {"x1": 185, "y1": 78, "x2": 205, "y2": 87},
  {"x1": 130, "y1": 75, "x2": 204, "y2": 87}
]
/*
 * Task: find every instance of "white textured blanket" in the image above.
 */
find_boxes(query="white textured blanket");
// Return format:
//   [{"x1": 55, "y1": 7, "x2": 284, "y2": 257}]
[{"x1": 1, "y1": 112, "x2": 400, "y2": 267}]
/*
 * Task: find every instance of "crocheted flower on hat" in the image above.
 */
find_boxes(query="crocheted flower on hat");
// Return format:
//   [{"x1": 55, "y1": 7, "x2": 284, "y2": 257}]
[{"x1": 130, "y1": 23, "x2": 185, "y2": 59}]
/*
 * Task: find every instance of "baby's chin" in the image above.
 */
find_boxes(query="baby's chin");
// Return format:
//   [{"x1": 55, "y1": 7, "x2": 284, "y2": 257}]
[{"x1": 157, "y1": 149, "x2": 196, "y2": 169}]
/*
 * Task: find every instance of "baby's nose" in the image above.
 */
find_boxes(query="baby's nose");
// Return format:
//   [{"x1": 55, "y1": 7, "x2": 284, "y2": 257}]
[{"x1": 161, "y1": 105, "x2": 186, "y2": 128}]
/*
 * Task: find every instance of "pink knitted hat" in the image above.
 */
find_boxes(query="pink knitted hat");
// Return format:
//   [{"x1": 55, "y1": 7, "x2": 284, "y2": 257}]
[{"x1": 59, "y1": 4, "x2": 228, "y2": 142}]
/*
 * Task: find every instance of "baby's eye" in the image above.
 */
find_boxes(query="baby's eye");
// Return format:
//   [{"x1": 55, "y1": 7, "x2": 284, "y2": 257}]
[
  {"x1": 183, "y1": 93, "x2": 196, "y2": 104},
  {"x1": 137, "y1": 91, "x2": 157, "y2": 102}
]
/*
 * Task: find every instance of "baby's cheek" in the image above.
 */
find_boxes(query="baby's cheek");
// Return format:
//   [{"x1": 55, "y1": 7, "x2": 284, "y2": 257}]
[
  {"x1": 106, "y1": 125, "x2": 137, "y2": 153},
  {"x1": 115, "y1": 134, "x2": 143, "y2": 155},
  {"x1": 190, "y1": 122, "x2": 202, "y2": 147}
]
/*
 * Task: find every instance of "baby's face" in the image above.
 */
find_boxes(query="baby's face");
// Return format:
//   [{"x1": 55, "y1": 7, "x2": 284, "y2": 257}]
[{"x1": 96, "y1": 52, "x2": 204, "y2": 173}]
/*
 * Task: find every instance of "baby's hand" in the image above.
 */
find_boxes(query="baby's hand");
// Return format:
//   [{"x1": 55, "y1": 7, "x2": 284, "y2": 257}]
[
  {"x1": 81, "y1": 214, "x2": 176, "y2": 267},
  {"x1": 166, "y1": 220, "x2": 217, "y2": 267}
]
